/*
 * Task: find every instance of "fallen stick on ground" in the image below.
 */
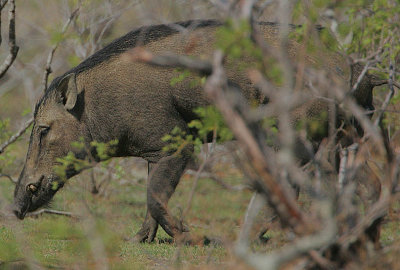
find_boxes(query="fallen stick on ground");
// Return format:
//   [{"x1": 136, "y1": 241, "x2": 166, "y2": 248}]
[{"x1": 26, "y1": 209, "x2": 80, "y2": 219}]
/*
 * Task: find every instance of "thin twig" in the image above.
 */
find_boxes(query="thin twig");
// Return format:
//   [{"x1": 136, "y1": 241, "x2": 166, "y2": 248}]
[
  {"x1": 237, "y1": 192, "x2": 265, "y2": 246},
  {"x1": 338, "y1": 143, "x2": 399, "y2": 249},
  {"x1": 180, "y1": 155, "x2": 210, "y2": 222},
  {"x1": 26, "y1": 208, "x2": 79, "y2": 219},
  {"x1": 368, "y1": 78, "x2": 400, "y2": 89},
  {"x1": 41, "y1": 8, "x2": 79, "y2": 91},
  {"x1": 338, "y1": 189, "x2": 390, "y2": 249},
  {"x1": 0, "y1": 0, "x2": 8, "y2": 10},
  {"x1": 351, "y1": 36, "x2": 389, "y2": 64},
  {"x1": 185, "y1": 170, "x2": 249, "y2": 191},
  {"x1": 349, "y1": 61, "x2": 371, "y2": 95},
  {"x1": 95, "y1": 17, "x2": 115, "y2": 46},
  {"x1": 235, "y1": 200, "x2": 336, "y2": 270},
  {"x1": 338, "y1": 148, "x2": 348, "y2": 191},
  {"x1": 0, "y1": 0, "x2": 10, "y2": 46},
  {"x1": 0, "y1": 117, "x2": 33, "y2": 154},
  {"x1": 0, "y1": 0, "x2": 18, "y2": 79},
  {"x1": 390, "y1": 80, "x2": 400, "y2": 90},
  {"x1": 330, "y1": 75, "x2": 383, "y2": 146},
  {"x1": 0, "y1": 173, "x2": 16, "y2": 184},
  {"x1": 374, "y1": 61, "x2": 395, "y2": 127},
  {"x1": 124, "y1": 47, "x2": 213, "y2": 76}
]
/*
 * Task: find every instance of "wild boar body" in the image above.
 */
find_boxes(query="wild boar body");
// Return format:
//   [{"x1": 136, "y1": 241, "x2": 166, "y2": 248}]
[{"x1": 13, "y1": 20, "x2": 377, "y2": 242}]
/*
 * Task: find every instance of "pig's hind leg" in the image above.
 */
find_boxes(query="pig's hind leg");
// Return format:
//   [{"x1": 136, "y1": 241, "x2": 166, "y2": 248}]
[{"x1": 146, "y1": 145, "x2": 193, "y2": 243}]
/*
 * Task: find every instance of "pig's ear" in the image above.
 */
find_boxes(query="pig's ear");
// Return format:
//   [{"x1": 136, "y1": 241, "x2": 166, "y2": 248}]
[{"x1": 58, "y1": 73, "x2": 78, "y2": 110}]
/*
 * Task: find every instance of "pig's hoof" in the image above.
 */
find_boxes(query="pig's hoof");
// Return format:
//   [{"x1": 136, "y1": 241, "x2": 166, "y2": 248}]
[
  {"x1": 130, "y1": 220, "x2": 158, "y2": 243},
  {"x1": 130, "y1": 231, "x2": 149, "y2": 243}
]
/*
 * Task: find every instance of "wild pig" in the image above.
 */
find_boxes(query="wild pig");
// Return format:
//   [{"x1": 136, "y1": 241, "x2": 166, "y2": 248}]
[{"x1": 12, "y1": 20, "x2": 383, "y2": 243}]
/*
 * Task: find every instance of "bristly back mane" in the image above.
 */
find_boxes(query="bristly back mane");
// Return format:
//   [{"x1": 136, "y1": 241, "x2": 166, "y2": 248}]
[
  {"x1": 69, "y1": 19, "x2": 222, "y2": 76},
  {"x1": 35, "y1": 19, "x2": 222, "y2": 115}
]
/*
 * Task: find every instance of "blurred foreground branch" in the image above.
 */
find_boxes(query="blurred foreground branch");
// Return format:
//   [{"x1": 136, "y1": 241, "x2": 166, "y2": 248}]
[
  {"x1": 236, "y1": 200, "x2": 335, "y2": 270},
  {"x1": 124, "y1": 47, "x2": 213, "y2": 76},
  {"x1": 124, "y1": 29, "x2": 400, "y2": 269},
  {"x1": 205, "y1": 50, "x2": 312, "y2": 234}
]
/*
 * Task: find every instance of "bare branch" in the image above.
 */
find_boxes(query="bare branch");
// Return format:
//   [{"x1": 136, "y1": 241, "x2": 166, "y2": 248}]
[
  {"x1": 0, "y1": 0, "x2": 10, "y2": 46},
  {"x1": 0, "y1": 0, "x2": 8, "y2": 10},
  {"x1": 185, "y1": 170, "x2": 249, "y2": 191},
  {"x1": 238, "y1": 0, "x2": 257, "y2": 19},
  {"x1": 329, "y1": 74, "x2": 384, "y2": 146},
  {"x1": 374, "y1": 61, "x2": 395, "y2": 127},
  {"x1": 337, "y1": 139, "x2": 399, "y2": 250},
  {"x1": 369, "y1": 79, "x2": 400, "y2": 89},
  {"x1": 95, "y1": 17, "x2": 116, "y2": 46},
  {"x1": 180, "y1": 157, "x2": 209, "y2": 221},
  {"x1": 351, "y1": 36, "x2": 389, "y2": 64},
  {"x1": 124, "y1": 47, "x2": 213, "y2": 76},
  {"x1": 0, "y1": 117, "x2": 33, "y2": 155},
  {"x1": 205, "y1": 50, "x2": 312, "y2": 234},
  {"x1": 235, "y1": 200, "x2": 336, "y2": 270},
  {"x1": 338, "y1": 189, "x2": 390, "y2": 249},
  {"x1": 349, "y1": 61, "x2": 371, "y2": 95},
  {"x1": 338, "y1": 148, "x2": 348, "y2": 191},
  {"x1": 0, "y1": 0, "x2": 18, "y2": 79},
  {"x1": 0, "y1": 173, "x2": 16, "y2": 184},
  {"x1": 41, "y1": 8, "x2": 80, "y2": 92},
  {"x1": 237, "y1": 192, "x2": 265, "y2": 246},
  {"x1": 26, "y1": 209, "x2": 79, "y2": 219}
]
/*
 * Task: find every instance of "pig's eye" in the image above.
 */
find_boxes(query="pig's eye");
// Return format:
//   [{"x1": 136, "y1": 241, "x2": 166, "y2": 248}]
[{"x1": 38, "y1": 126, "x2": 50, "y2": 145}]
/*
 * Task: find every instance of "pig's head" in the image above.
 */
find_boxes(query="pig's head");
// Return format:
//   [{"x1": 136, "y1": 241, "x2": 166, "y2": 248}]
[{"x1": 13, "y1": 73, "x2": 85, "y2": 219}]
